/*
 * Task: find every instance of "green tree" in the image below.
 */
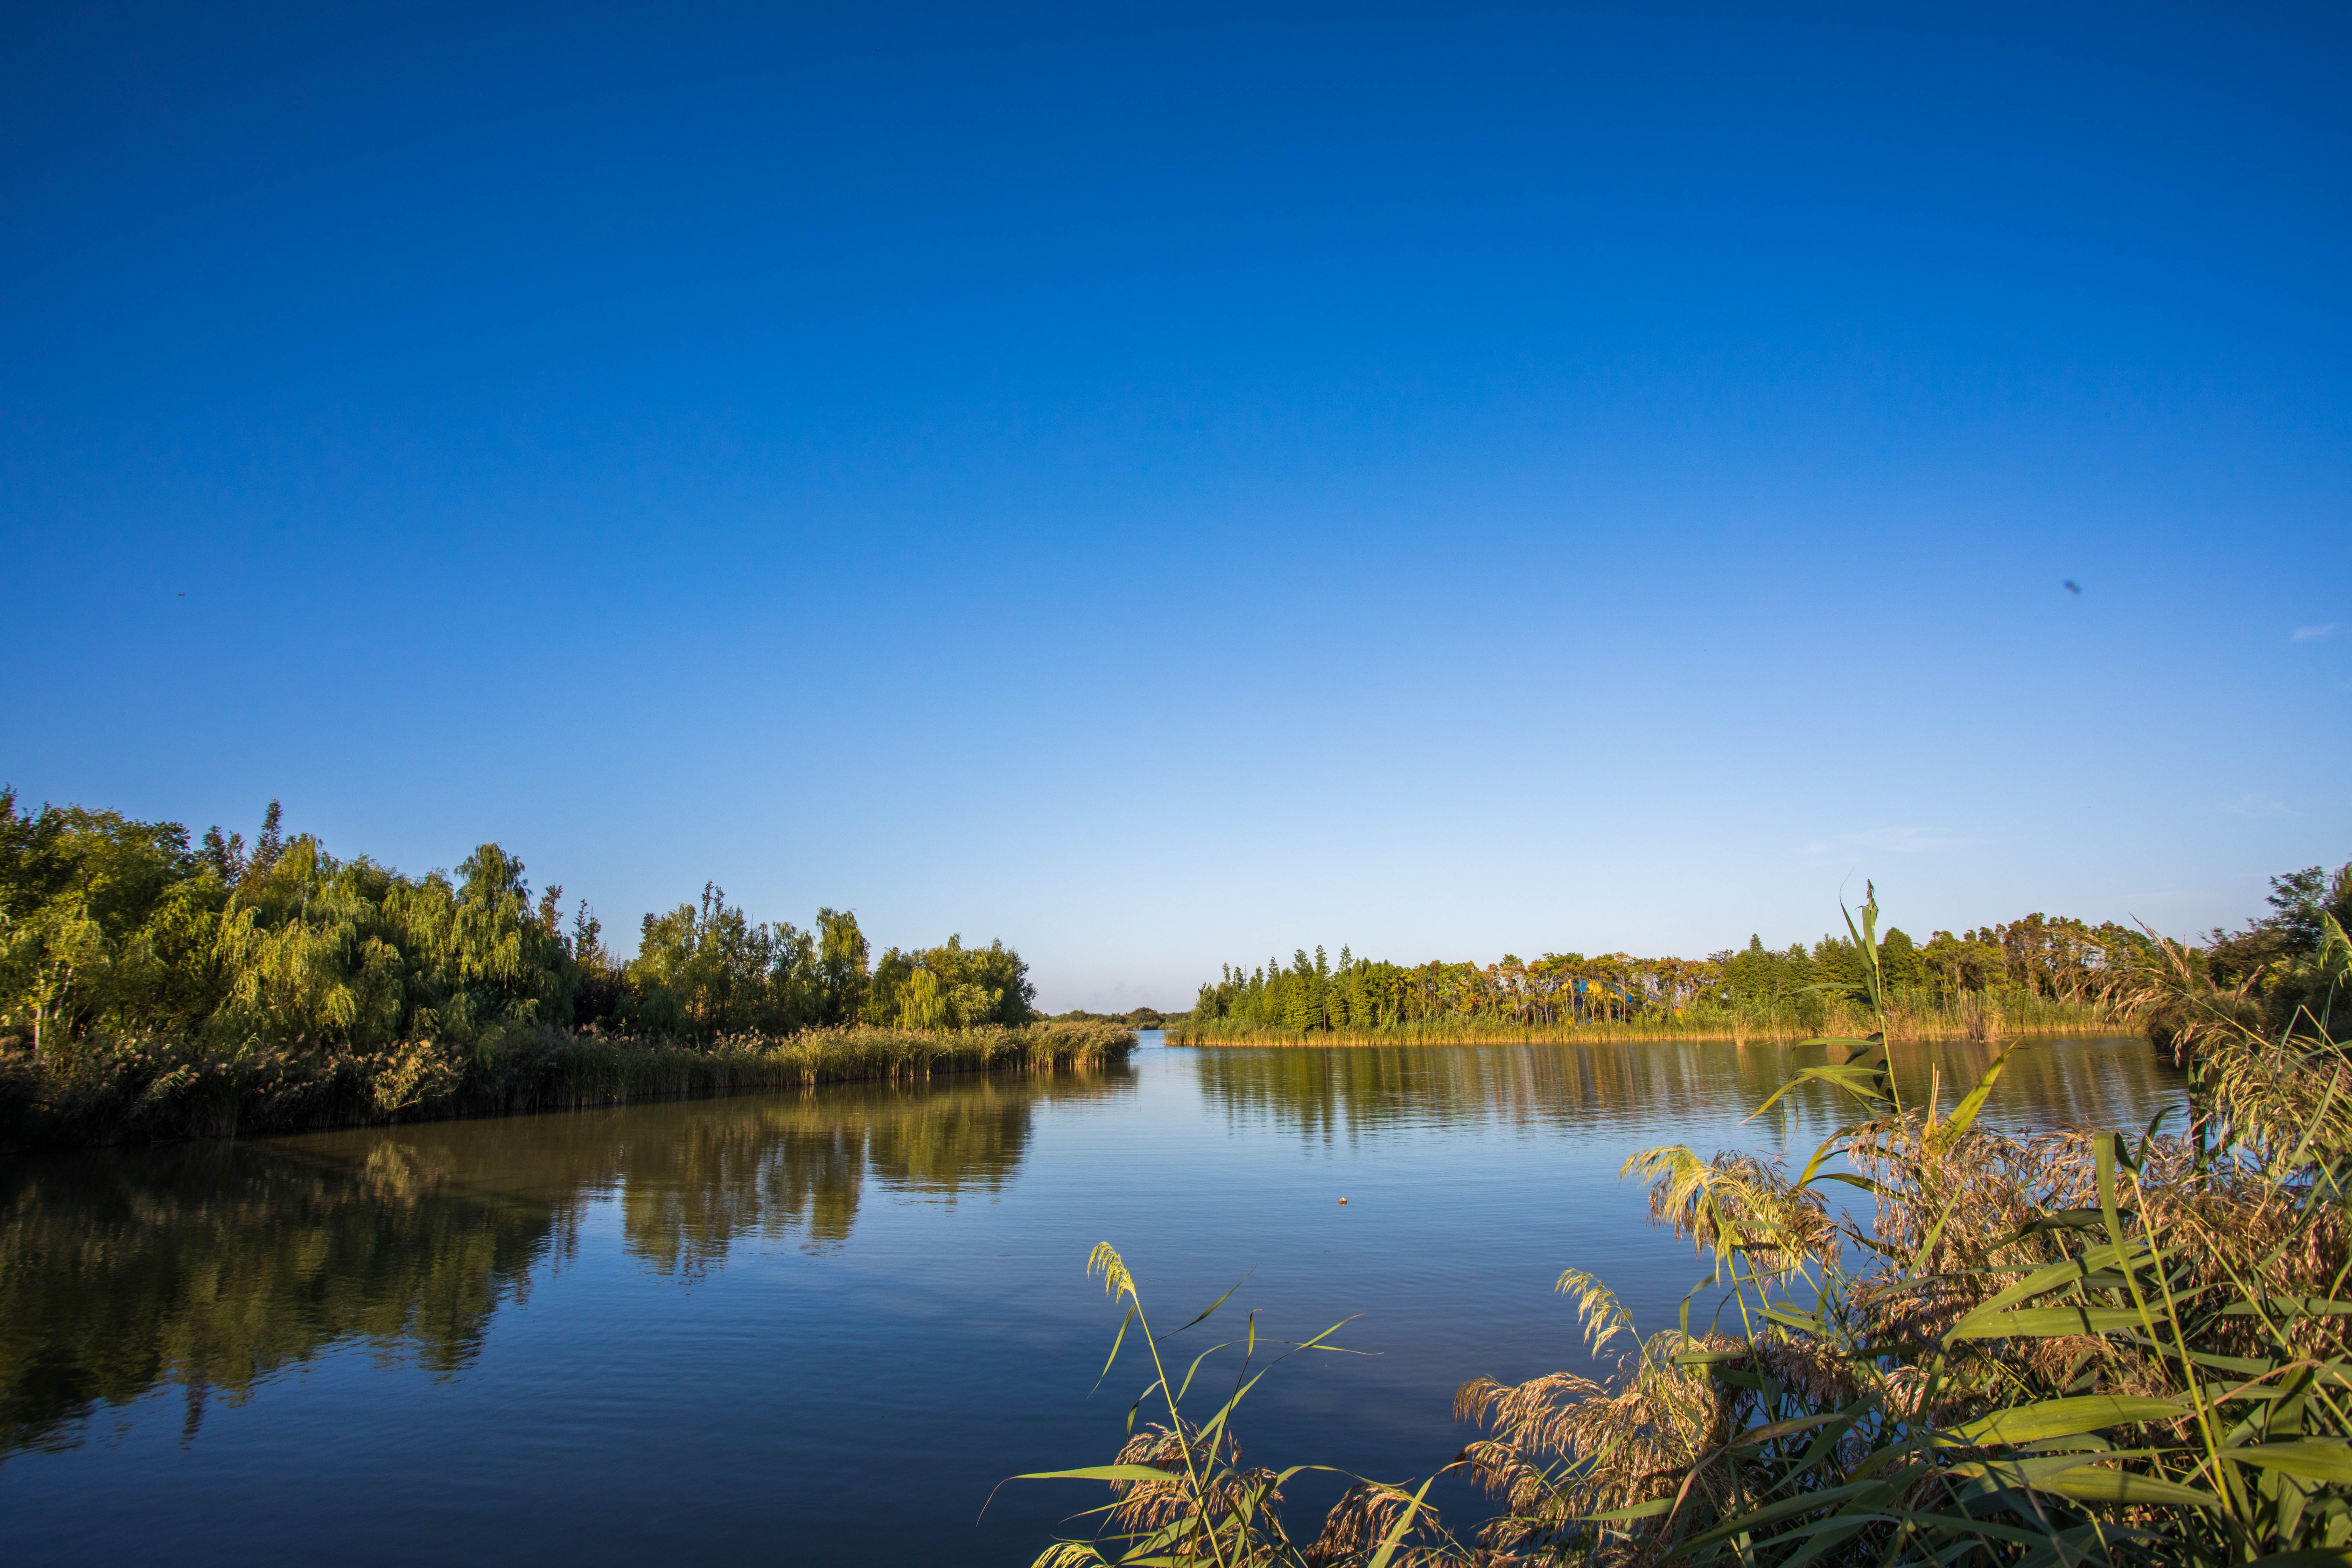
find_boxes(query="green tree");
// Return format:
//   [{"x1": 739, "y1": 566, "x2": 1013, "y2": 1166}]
[
  {"x1": 1878, "y1": 925, "x2": 1924, "y2": 991},
  {"x1": 0, "y1": 791, "x2": 228, "y2": 1050},
  {"x1": 867, "y1": 934, "x2": 1034, "y2": 1029},
  {"x1": 817, "y1": 908, "x2": 870, "y2": 1026}
]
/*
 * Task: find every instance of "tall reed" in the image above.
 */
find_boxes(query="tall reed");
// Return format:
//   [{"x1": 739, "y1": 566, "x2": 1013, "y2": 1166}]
[{"x1": 0, "y1": 1022, "x2": 1136, "y2": 1150}]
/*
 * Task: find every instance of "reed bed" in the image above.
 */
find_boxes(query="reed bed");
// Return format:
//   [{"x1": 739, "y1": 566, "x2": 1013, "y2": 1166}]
[
  {"x1": 1019, "y1": 893, "x2": 2352, "y2": 1567},
  {"x1": 0, "y1": 1022, "x2": 1136, "y2": 1151}
]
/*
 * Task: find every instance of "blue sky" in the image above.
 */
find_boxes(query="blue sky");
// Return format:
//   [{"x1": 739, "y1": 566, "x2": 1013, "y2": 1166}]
[{"x1": 3, "y1": 2, "x2": 2347, "y2": 1010}]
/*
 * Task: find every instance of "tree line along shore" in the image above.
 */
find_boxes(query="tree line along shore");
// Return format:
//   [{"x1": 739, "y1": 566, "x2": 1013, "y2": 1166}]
[
  {"x1": 1169, "y1": 863, "x2": 2352, "y2": 1046},
  {"x1": 0, "y1": 793, "x2": 1129, "y2": 1149},
  {"x1": 5, "y1": 786, "x2": 2343, "y2": 1143}
]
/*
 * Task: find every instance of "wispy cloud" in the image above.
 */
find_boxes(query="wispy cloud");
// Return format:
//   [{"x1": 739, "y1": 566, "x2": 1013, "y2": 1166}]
[
  {"x1": 2294, "y1": 623, "x2": 2341, "y2": 641},
  {"x1": 2222, "y1": 793, "x2": 2298, "y2": 818}
]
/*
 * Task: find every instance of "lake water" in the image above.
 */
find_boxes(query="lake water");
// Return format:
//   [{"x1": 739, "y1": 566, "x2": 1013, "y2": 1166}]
[{"x1": 0, "y1": 1034, "x2": 2180, "y2": 1564}]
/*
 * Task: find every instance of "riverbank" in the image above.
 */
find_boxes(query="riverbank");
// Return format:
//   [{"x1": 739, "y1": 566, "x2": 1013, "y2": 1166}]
[{"x1": 0, "y1": 1022, "x2": 1136, "y2": 1151}]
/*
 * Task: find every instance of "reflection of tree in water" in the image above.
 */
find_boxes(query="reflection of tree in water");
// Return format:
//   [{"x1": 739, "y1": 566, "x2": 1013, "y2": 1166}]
[
  {"x1": 0, "y1": 1062, "x2": 1134, "y2": 1455},
  {"x1": 620, "y1": 1069, "x2": 1124, "y2": 1273},
  {"x1": 619, "y1": 1108, "x2": 867, "y2": 1270},
  {"x1": 1191, "y1": 1037, "x2": 2179, "y2": 1144},
  {"x1": 1194, "y1": 1042, "x2": 1762, "y2": 1142},
  {"x1": 0, "y1": 1137, "x2": 573, "y2": 1458}
]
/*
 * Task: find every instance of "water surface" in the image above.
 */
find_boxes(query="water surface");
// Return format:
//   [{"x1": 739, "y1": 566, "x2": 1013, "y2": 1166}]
[{"x1": 0, "y1": 1034, "x2": 2179, "y2": 1564}]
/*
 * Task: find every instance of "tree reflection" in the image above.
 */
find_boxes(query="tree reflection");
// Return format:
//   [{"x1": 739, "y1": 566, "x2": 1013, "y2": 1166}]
[
  {"x1": 0, "y1": 1062, "x2": 1133, "y2": 1456},
  {"x1": 1190, "y1": 1035, "x2": 2181, "y2": 1145},
  {"x1": 616, "y1": 1075, "x2": 1061, "y2": 1273}
]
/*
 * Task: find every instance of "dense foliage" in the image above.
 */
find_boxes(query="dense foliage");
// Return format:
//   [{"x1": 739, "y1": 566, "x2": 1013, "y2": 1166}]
[
  {"x1": 0, "y1": 791, "x2": 1036, "y2": 1054},
  {"x1": 2190, "y1": 860, "x2": 2352, "y2": 1040},
  {"x1": 1185, "y1": 909, "x2": 2166, "y2": 1038}
]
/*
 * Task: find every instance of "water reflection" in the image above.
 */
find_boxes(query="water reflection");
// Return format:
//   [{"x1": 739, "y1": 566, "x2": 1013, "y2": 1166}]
[
  {"x1": 616, "y1": 1071, "x2": 1094, "y2": 1272},
  {"x1": 0, "y1": 1136, "x2": 562, "y2": 1457},
  {"x1": 0, "y1": 1063, "x2": 1134, "y2": 1457},
  {"x1": 1191, "y1": 1035, "x2": 2183, "y2": 1146}
]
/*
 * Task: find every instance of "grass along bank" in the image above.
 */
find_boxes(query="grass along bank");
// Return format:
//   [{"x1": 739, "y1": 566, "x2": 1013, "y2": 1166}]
[{"x1": 0, "y1": 1021, "x2": 1136, "y2": 1151}]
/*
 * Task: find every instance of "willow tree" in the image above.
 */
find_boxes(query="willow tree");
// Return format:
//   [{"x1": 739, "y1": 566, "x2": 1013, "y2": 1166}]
[{"x1": 0, "y1": 792, "x2": 227, "y2": 1050}]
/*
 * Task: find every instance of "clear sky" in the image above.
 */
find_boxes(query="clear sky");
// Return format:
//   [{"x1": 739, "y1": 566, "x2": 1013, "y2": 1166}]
[{"x1": 3, "y1": 3, "x2": 2347, "y2": 1011}]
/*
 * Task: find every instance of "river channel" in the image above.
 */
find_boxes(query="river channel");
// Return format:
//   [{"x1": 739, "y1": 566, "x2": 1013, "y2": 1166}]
[{"x1": 0, "y1": 1034, "x2": 2180, "y2": 1564}]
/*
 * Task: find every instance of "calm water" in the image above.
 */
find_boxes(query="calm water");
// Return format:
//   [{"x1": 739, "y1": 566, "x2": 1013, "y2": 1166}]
[{"x1": 1, "y1": 1034, "x2": 2179, "y2": 1564}]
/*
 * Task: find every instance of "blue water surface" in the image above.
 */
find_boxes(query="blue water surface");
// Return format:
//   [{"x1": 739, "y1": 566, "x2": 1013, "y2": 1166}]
[{"x1": 0, "y1": 1034, "x2": 2180, "y2": 1565}]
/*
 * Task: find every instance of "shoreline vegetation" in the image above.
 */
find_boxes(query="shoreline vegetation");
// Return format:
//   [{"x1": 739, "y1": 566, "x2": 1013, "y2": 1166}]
[
  {"x1": 0, "y1": 791, "x2": 1128, "y2": 1151},
  {"x1": 0, "y1": 1021, "x2": 1135, "y2": 1153},
  {"x1": 1022, "y1": 879, "x2": 2352, "y2": 1568},
  {"x1": 1166, "y1": 992, "x2": 2115, "y2": 1047},
  {"x1": 1170, "y1": 867, "x2": 2352, "y2": 1051}
]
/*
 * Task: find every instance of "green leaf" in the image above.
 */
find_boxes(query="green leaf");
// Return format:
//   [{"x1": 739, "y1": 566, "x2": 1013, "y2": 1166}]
[
  {"x1": 1946, "y1": 1307, "x2": 2155, "y2": 1340},
  {"x1": 2036, "y1": 1468, "x2": 2219, "y2": 1508},
  {"x1": 1793, "y1": 1130, "x2": 1847, "y2": 1191},
  {"x1": 1730, "y1": 1411, "x2": 1852, "y2": 1450},
  {"x1": 1364, "y1": 1473, "x2": 1437, "y2": 1568},
  {"x1": 1573, "y1": 1497, "x2": 1675, "y2": 1524},
  {"x1": 1097, "y1": 1301, "x2": 1138, "y2": 1385},
  {"x1": 1949, "y1": 1451, "x2": 2148, "y2": 1491},
  {"x1": 2225, "y1": 1441, "x2": 2352, "y2": 1484},
  {"x1": 1167, "y1": 1281, "x2": 1240, "y2": 1337},
  {"x1": 1941, "y1": 1039, "x2": 2023, "y2": 1138},
  {"x1": 1747, "y1": 1063, "x2": 1894, "y2": 1121},
  {"x1": 1950, "y1": 1396, "x2": 2186, "y2": 1445},
  {"x1": 1882, "y1": 1510, "x2": 2102, "y2": 1549},
  {"x1": 2111, "y1": 1330, "x2": 2278, "y2": 1375},
  {"x1": 1675, "y1": 1479, "x2": 1894, "y2": 1551},
  {"x1": 2224, "y1": 1298, "x2": 2352, "y2": 1318},
  {"x1": 1749, "y1": 1517, "x2": 1878, "y2": 1568},
  {"x1": 1942, "y1": 1240, "x2": 2159, "y2": 1340},
  {"x1": 1013, "y1": 1465, "x2": 1176, "y2": 1482}
]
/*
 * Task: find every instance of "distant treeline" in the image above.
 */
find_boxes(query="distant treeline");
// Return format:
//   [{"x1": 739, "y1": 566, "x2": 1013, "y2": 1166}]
[
  {"x1": 1183, "y1": 863, "x2": 2351, "y2": 1040},
  {"x1": 1051, "y1": 1008, "x2": 1174, "y2": 1028},
  {"x1": 0, "y1": 792, "x2": 1036, "y2": 1055}
]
